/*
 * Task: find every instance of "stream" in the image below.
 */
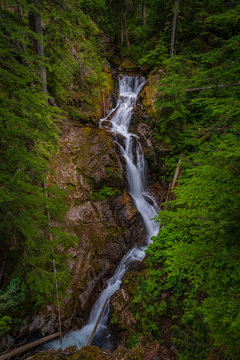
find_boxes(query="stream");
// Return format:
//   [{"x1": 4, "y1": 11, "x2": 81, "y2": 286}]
[{"x1": 41, "y1": 75, "x2": 159, "y2": 351}]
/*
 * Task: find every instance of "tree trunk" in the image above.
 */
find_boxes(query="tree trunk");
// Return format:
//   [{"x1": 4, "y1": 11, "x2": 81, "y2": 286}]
[
  {"x1": 164, "y1": 182, "x2": 172, "y2": 205},
  {"x1": 87, "y1": 297, "x2": 109, "y2": 346},
  {"x1": 120, "y1": 0, "x2": 128, "y2": 45},
  {"x1": 44, "y1": 181, "x2": 62, "y2": 344},
  {"x1": 0, "y1": 332, "x2": 60, "y2": 360},
  {"x1": 120, "y1": 9, "x2": 124, "y2": 43},
  {"x1": 78, "y1": 45, "x2": 82, "y2": 81},
  {"x1": 0, "y1": 0, "x2": 6, "y2": 10},
  {"x1": 142, "y1": 1, "x2": 146, "y2": 25},
  {"x1": 123, "y1": 6, "x2": 128, "y2": 45},
  {"x1": 29, "y1": 1, "x2": 47, "y2": 94},
  {"x1": 171, "y1": 154, "x2": 182, "y2": 191},
  {"x1": 102, "y1": 94, "x2": 106, "y2": 117},
  {"x1": 170, "y1": 0, "x2": 180, "y2": 58},
  {"x1": 0, "y1": 253, "x2": 7, "y2": 286}
]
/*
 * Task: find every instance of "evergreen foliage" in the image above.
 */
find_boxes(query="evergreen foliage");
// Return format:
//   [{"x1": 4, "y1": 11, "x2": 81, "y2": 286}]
[
  {"x1": 0, "y1": 0, "x2": 107, "y2": 335},
  {"x1": 0, "y1": 278, "x2": 25, "y2": 336},
  {"x1": 144, "y1": 134, "x2": 240, "y2": 358},
  {"x1": 0, "y1": 1, "x2": 73, "y2": 310}
]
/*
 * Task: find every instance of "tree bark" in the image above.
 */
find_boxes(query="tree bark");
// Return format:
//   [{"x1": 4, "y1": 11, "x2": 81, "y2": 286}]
[
  {"x1": 120, "y1": 10, "x2": 124, "y2": 43},
  {"x1": 123, "y1": 5, "x2": 128, "y2": 45},
  {"x1": 0, "y1": 332, "x2": 60, "y2": 360},
  {"x1": 164, "y1": 154, "x2": 182, "y2": 206},
  {"x1": 44, "y1": 181, "x2": 62, "y2": 344},
  {"x1": 102, "y1": 94, "x2": 106, "y2": 117},
  {"x1": 87, "y1": 297, "x2": 109, "y2": 346},
  {"x1": 78, "y1": 45, "x2": 82, "y2": 81},
  {"x1": 0, "y1": 253, "x2": 7, "y2": 286},
  {"x1": 164, "y1": 182, "x2": 172, "y2": 205},
  {"x1": 29, "y1": 1, "x2": 47, "y2": 94},
  {"x1": 170, "y1": 0, "x2": 180, "y2": 58},
  {"x1": 142, "y1": 1, "x2": 146, "y2": 25},
  {"x1": 171, "y1": 154, "x2": 182, "y2": 191},
  {"x1": 120, "y1": 0, "x2": 128, "y2": 45},
  {"x1": 120, "y1": 0, "x2": 124, "y2": 43}
]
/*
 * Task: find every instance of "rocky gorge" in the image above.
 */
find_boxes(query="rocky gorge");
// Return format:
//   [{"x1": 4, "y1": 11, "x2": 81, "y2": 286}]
[{"x1": 1, "y1": 70, "x2": 165, "y2": 350}]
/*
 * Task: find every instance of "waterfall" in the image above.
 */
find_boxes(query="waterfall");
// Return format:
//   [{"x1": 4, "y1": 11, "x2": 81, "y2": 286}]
[{"x1": 41, "y1": 75, "x2": 159, "y2": 351}]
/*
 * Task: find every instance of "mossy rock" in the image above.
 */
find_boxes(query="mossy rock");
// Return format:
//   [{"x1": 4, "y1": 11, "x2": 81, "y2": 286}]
[
  {"x1": 110, "y1": 270, "x2": 148, "y2": 347},
  {"x1": 119, "y1": 59, "x2": 138, "y2": 70},
  {"x1": 71, "y1": 345, "x2": 108, "y2": 360},
  {"x1": 141, "y1": 73, "x2": 161, "y2": 118},
  {"x1": 31, "y1": 345, "x2": 142, "y2": 360}
]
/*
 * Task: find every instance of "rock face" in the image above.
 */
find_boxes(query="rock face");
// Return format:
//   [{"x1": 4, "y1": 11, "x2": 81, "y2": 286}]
[{"x1": 127, "y1": 74, "x2": 162, "y2": 185}]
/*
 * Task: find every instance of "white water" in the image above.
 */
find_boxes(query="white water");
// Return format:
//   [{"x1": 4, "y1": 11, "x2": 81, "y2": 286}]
[{"x1": 41, "y1": 75, "x2": 159, "y2": 351}]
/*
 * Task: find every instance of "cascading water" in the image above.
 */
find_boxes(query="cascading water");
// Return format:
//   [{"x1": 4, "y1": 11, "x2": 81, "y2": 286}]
[{"x1": 41, "y1": 75, "x2": 159, "y2": 351}]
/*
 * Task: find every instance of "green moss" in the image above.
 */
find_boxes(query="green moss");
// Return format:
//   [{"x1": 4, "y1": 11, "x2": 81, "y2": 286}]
[
  {"x1": 129, "y1": 333, "x2": 141, "y2": 349},
  {"x1": 68, "y1": 106, "x2": 81, "y2": 122},
  {"x1": 119, "y1": 58, "x2": 138, "y2": 69},
  {"x1": 86, "y1": 175, "x2": 95, "y2": 186},
  {"x1": 132, "y1": 345, "x2": 144, "y2": 360},
  {"x1": 72, "y1": 345, "x2": 107, "y2": 360},
  {"x1": 90, "y1": 186, "x2": 120, "y2": 201},
  {"x1": 106, "y1": 166, "x2": 117, "y2": 178},
  {"x1": 111, "y1": 312, "x2": 118, "y2": 325},
  {"x1": 107, "y1": 226, "x2": 121, "y2": 241}
]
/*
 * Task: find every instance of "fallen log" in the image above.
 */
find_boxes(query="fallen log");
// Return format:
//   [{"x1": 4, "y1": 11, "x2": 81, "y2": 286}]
[
  {"x1": 102, "y1": 94, "x2": 106, "y2": 117},
  {"x1": 185, "y1": 82, "x2": 240, "y2": 92},
  {"x1": 171, "y1": 154, "x2": 183, "y2": 192},
  {"x1": 87, "y1": 297, "x2": 109, "y2": 346},
  {"x1": 164, "y1": 154, "x2": 183, "y2": 207},
  {"x1": 164, "y1": 182, "x2": 172, "y2": 206},
  {"x1": 0, "y1": 332, "x2": 60, "y2": 360}
]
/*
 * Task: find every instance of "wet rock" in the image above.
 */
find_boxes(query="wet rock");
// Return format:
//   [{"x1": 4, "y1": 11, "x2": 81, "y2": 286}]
[
  {"x1": 111, "y1": 190, "x2": 146, "y2": 247},
  {"x1": 0, "y1": 334, "x2": 14, "y2": 350},
  {"x1": 149, "y1": 183, "x2": 168, "y2": 206},
  {"x1": 111, "y1": 287, "x2": 136, "y2": 328},
  {"x1": 40, "y1": 314, "x2": 58, "y2": 337},
  {"x1": 128, "y1": 86, "x2": 161, "y2": 183},
  {"x1": 29, "y1": 314, "x2": 46, "y2": 333},
  {"x1": 106, "y1": 92, "x2": 118, "y2": 113}
]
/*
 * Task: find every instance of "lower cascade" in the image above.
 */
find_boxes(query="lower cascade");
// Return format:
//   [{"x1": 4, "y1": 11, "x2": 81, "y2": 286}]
[{"x1": 42, "y1": 75, "x2": 159, "y2": 351}]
